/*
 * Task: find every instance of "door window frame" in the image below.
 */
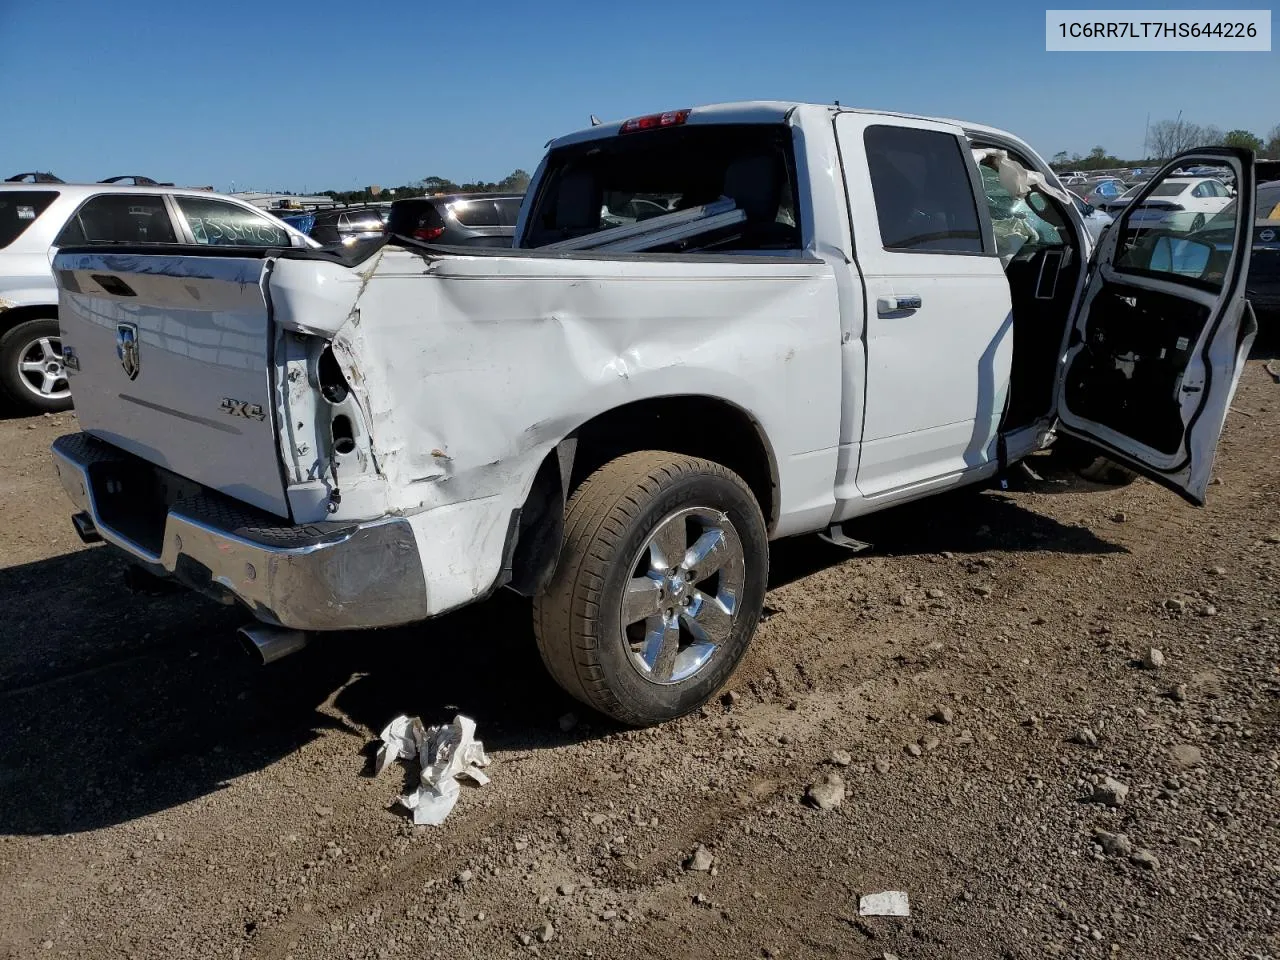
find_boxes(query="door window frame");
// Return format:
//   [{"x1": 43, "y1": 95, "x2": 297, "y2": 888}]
[{"x1": 861, "y1": 123, "x2": 996, "y2": 258}]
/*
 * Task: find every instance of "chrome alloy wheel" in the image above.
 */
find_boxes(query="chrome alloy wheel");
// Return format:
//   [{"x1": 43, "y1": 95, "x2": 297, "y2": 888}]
[
  {"x1": 16, "y1": 335, "x2": 69, "y2": 400},
  {"x1": 619, "y1": 506, "x2": 746, "y2": 684}
]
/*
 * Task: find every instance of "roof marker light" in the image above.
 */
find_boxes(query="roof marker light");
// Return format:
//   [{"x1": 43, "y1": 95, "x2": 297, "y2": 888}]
[{"x1": 619, "y1": 109, "x2": 690, "y2": 134}]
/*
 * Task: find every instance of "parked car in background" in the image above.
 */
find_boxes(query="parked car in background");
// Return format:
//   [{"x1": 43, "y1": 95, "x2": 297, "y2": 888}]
[
  {"x1": 1061, "y1": 173, "x2": 1089, "y2": 186},
  {"x1": 1176, "y1": 165, "x2": 1231, "y2": 179},
  {"x1": 1111, "y1": 177, "x2": 1234, "y2": 232},
  {"x1": 0, "y1": 183, "x2": 315, "y2": 413},
  {"x1": 1078, "y1": 178, "x2": 1127, "y2": 205},
  {"x1": 306, "y1": 206, "x2": 387, "y2": 245},
  {"x1": 601, "y1": 196, "x2": 674, "y2": 226},
  {"x1": 1071, "y1": 194, "x2": 1113, "y2": 243},
  {"x1": 1186, "y1": 178, "x2": 1280, "y2": 322},
  {"x1": 387, "y1": 194, "x2": 523, "y2": 247}
]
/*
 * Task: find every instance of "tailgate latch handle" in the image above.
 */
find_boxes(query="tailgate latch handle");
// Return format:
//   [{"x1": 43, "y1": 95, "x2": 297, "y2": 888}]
[{"x1": 91, "y1": 274, "x2": 137, "y2": 298}]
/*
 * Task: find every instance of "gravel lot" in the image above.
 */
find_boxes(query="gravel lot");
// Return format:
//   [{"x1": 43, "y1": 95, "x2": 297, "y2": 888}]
[{"x1": 1, "y1": 356, "x2": 1277, "y2": 960}]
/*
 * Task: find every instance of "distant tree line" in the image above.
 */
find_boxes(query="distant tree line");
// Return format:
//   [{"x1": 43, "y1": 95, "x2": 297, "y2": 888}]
[
  {"x1": 318, "y1": 169, "x2": 532, "y2": 206},
  {"x1": 1050, "y1": 121, "x2": 1280, "y2": 172}
]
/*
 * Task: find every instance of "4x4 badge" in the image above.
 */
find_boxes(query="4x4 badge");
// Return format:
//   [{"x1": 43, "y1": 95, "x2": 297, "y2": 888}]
[
  {"x1": 220, "y1": 397, "x2": 266, "y2": 421},
  {"x1": 115, "y1": 323, "x2": 140, "y2": 380}
]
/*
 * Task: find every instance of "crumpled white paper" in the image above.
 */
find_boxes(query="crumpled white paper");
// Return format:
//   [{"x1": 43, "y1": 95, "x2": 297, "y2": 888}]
[{"x1": 375, "y1": 714, "x2": 491, "y2": 825}]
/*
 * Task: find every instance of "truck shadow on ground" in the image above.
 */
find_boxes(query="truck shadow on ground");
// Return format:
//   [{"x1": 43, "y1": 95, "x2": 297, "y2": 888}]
[
  {"x1": 0, "y1": 488, "x2": 1121, "y2": 836},
  {"x1": 768, "y1": 483, "x2": 1124, "y2": 589}
]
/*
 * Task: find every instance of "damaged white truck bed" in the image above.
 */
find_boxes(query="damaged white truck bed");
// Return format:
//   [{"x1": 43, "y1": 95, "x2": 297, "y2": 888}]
[{"x1": 50, "y1": 103, "x2": 1256, "y2": 724}]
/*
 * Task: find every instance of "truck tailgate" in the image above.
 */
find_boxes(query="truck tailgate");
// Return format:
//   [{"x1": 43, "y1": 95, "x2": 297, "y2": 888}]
[{"x1": 54, "y1": 251, "x2": 289, "y2": 517}]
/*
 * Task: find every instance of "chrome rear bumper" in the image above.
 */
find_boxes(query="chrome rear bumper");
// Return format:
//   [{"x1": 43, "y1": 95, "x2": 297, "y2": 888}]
[{"x1": 51, "y1": 433, "x2": 429, "y2": 631}]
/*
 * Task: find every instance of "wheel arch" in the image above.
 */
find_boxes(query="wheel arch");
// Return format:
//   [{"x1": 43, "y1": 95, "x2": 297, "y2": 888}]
[
  {"x1": 0, "y1": 302, "x2": 59, "y2": 334},
  {"x1": 506, "y1": 394, "x2": 780, "y2": 596}
]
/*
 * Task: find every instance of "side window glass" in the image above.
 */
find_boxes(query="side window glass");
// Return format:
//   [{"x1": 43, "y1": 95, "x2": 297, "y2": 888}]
[
  {"x1": 64, "y1": 194, "x2": 177, "y2": 244},
  {"x1": 976, "y1": 157, "x2": 1063, "y2": 259},
  {"x1": 1, "y1": 190, "x2": 60, "y2": 249},
  {"x1": 1114, "y1": 169, "x2": 1236, "y2": 292},
  {"x1": 495, "y1": 198, "x2": 523, "y2": 227},
  {"x1": 864, "y1": 125, "x2": 983, "y2": 254},
  {"x1": 174, "y1": 196, "x2": 291, "y2": 246},
  {"x1": 1191, "y1": 183, "x2": 1209, "y2": 199},
  {"x1": 449, "y1": 200, "x2": 501, "y2": 227},
  {"x1": 345, "y1": 210, "x2": 384, "y2": 232}
]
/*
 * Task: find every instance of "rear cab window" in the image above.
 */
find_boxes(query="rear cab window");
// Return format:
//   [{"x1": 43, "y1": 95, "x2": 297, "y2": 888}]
[
  {"x1": 522, "y1": 124, "x2": 802, "y2": 252},
  {"x1": 55, "y1": 194, "x2": 177, "y2": 245},
  {"x1": 863, "y1": 125, "x2": 983, "y2": 254},
  {"x1": 0, "y1": 191, "x2": 60, "y2": 249}
]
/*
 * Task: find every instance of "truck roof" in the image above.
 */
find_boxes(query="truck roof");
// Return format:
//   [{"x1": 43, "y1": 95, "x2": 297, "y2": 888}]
[{"x1": 548, "y1": 101, "x2": 1023, "y2": 151}]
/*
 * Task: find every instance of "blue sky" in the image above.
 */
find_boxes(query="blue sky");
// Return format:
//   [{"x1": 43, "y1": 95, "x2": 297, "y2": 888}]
[{"x1": 1, "y1": 0, "x2": 1274, "y2": 192}]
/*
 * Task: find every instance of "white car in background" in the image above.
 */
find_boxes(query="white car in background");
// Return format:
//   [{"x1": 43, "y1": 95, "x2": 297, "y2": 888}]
[
  {"x1": 1103, "y1": 177, "x2": 1233, "y2": 232},
  {"x1": 0, "y1": 181, "x2": 315, "y2": 412},
  {"x1": 1071, "y1": 194, "x2": 1113, "y2": 243}
]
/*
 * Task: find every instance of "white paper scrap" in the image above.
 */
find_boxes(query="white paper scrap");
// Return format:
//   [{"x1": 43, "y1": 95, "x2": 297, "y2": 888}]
[
  {"x1": 859, "y1": 890, "x2": 910, "y2": 917},
  {"x1": 375, "y1": 713, "x2": 491, "y2": 825}
]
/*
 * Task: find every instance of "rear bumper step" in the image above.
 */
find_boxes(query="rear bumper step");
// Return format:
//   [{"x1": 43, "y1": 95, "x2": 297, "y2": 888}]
[{"x1": 52, "y1": 433, "x2": 429, "y2": 631}]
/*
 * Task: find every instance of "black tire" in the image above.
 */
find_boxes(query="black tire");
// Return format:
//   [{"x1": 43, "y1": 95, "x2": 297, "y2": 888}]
[
  {"x1": 0, "y1": 317, "x2": 72, "y2": 413},
  {"x1": 533, "y1": 451, "x2": 768, "y2": 726},
  {"x1": 1077, "y1": 455, "x2": 1138, "y2": 486},
  {"x1": 1052, "y1": 436, "x2": 1138, "y2": 486},
  {"x1": 1190, "y1": 213, "x2": 1205, "y2": 232}
]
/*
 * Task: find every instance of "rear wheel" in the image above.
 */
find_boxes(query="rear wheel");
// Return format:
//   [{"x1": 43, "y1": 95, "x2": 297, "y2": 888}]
[
  {"x1": 0, "y1": 318, "x2": 72, "y2": 413},
  {"x1": 533, "y1": 451, "x2": 768, "y2": 726},
  {"x1": 1190, "y1": 213, "x2": 1206, "y2": 232}
]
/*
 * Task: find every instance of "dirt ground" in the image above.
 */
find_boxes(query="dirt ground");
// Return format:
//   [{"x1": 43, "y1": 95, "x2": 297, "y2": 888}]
[{"x1": 1, "y1": 358, "x2": 1277, "y2": 960}]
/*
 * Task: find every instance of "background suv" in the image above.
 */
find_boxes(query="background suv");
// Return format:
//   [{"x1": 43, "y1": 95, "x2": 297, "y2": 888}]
[
  {"x1": 0, "y1": 183, "x2": 314, "y2": 413},
  {"x1": 387, "y1": 194, "x2": 523, "y2": 247}
]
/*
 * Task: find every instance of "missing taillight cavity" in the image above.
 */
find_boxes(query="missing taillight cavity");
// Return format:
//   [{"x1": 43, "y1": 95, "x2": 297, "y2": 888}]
[
  {"x1": 318, "y1": 346, "x2": 350, "y2": 404},
  {"x1": 332, "y1": 414, "x2": 355, "y2": 455}
]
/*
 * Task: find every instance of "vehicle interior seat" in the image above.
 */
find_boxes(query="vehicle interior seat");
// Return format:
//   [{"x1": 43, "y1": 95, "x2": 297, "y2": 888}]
[
  {"x1": 552, "y1": 168, "x2": 601, "y2": 236},
  {"x1": 719, "y1": 151, "x2": 799, "y2": 249}
]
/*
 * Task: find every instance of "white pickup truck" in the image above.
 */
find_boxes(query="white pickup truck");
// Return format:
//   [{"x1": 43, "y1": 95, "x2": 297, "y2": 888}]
[{"x1": 50, "y1": 103, "x2": 1256, "y2": 725}]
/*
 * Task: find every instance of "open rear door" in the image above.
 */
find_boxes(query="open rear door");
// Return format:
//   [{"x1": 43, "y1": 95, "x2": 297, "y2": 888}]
[{"x1": 1054, "y1": 147, "x2": 1257, "y2": 504}]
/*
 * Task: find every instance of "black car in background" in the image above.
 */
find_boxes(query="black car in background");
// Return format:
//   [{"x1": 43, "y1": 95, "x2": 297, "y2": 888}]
[
  {"x1": 1243, "y1": 178, "x2": 1280, "y2": 322},
  {"x1": 387, "y1": 194, "x2": 523, "y2": 247},
  {"x1": 306, "y1": 206, "x2": 387, "y2": 245},
  {"x1": 1185, "y1": 172, "x2": 1280, "y2": 328}
]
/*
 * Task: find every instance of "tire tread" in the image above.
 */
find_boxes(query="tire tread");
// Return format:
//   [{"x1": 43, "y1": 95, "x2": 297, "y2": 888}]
[{"x1": 532, "y1": 451, "x2": 763, "y2": 725}]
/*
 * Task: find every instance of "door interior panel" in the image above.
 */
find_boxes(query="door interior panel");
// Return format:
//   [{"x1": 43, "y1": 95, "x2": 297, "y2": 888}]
[
  {"x1": 1062, "y1": 283, "x2": 1209, "y2": 455},
  {"x1": 1003, "y1": 245, "x2": 1079, "y2": 428}
]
